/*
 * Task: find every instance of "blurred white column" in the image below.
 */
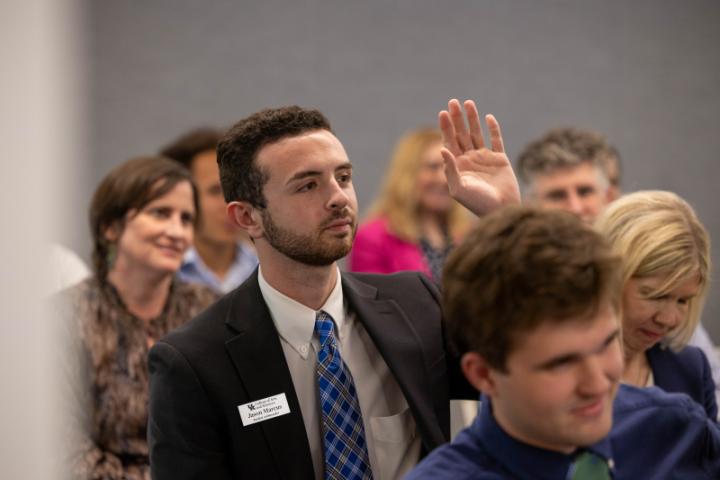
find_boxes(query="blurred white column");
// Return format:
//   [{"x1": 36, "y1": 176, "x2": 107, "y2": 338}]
[{"x1": 0, "y1": 0, "x2": 87, "y2": 478}]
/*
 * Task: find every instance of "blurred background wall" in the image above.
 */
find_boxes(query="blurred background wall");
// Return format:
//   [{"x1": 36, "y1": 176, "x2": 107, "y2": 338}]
[
  {"x1": 1, "y1": 0, "x2": 87, "y2": 478},
  {"x1": 74, "y1": 0, "x2": 720, "y2": 340}
]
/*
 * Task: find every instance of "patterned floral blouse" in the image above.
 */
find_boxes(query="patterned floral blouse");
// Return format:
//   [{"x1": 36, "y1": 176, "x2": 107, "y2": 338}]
[{"x1": 61, "y1": 277, "x2": 217, "y2": 480}]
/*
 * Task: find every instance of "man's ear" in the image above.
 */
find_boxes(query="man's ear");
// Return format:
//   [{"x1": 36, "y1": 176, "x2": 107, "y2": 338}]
[
  {"x1": 227, "y1": 201, "x2": 263, "y2": 239},
  {"x1": 461, "y1": 351, "x2": 500, "y2": 397}
]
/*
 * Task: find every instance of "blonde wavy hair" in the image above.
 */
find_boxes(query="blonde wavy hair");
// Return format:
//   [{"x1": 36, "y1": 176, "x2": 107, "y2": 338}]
[
  {"x1": 367, "y1": 128, "x2": 470, "y2": 242},
  {"x1": 594, "y1": 190, "x2": 711, "y2": 350}
]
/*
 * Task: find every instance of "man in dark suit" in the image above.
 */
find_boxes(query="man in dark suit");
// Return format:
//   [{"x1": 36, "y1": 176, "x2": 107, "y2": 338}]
[{"x1": 148, "y1": 101, "x2": 517, "y2": 479}]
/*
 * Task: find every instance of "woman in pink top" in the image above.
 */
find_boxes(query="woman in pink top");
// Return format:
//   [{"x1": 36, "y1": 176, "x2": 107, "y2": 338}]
[{"x1": 350, "y1": 128, "x2": 470, "y2": 281}]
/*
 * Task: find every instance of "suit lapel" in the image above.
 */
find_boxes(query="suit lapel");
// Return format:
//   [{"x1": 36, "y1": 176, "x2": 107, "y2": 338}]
[
  {"x1": 341, "y1": 273, "x2": 440, "y2": 445},
  {"x1": 223, "y1": 273, "x2": 315, "y2": 479},
  {"x1": 646, "y1": 344, "x2": 673, "y2": 390}
]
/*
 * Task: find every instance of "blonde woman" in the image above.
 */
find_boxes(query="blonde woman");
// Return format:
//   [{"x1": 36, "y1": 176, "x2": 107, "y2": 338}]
[
  {"x1": 350, "y1": 128, "x2": 469, "y2": 281},
  {"x1": 595, "y1": 190, "x2": 716, "y2": 418}
]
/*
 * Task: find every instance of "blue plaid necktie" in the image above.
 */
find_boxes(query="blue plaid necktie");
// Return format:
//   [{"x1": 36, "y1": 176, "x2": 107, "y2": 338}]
[{"x1": 314, "y1": 310, "x2": 373, "y2": 480}]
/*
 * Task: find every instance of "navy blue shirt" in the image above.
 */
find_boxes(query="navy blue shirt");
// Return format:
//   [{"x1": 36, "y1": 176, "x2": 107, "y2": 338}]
[{"x1": 405, "y1": 385, "x2": 720, "y2": 479}]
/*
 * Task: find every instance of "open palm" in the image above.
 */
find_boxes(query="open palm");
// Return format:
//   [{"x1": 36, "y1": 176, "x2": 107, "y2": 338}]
[{"x1": 438, "y1": 99, "x2": 521, "y2": 216}]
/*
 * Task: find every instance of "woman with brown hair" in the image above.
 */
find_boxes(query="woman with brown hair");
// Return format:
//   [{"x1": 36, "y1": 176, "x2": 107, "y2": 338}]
[
  {"x1": 349, "y1": 128, "x2": 470, "y2": 281},
  {"x1": 61, "y1": 156, "x2": 217, "y2": 479}
]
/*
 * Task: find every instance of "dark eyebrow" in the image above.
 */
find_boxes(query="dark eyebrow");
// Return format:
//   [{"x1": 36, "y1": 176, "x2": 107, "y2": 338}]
[
  {"x1": 534, "y1": 329, "x2": 620, "y2": 371},
  {"x1": 336, "y1": 162, "x2": 352, "y2": 171},
  {"x1": 285, "y1": 162, "x2": 353, "y2": 185},
  {"x1": 286, "y1": 170, "x2": 321, "y2": 185}
]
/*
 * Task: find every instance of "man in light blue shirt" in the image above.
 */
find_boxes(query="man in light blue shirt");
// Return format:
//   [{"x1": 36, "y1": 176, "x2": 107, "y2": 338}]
[{"x1": 161, "y1": 128, "x2": 258, "y2": 293}]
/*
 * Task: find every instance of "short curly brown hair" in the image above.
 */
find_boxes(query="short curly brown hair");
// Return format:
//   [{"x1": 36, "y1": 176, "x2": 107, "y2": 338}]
[
  {"x1": 442, "y1": 206, "x2": 622, "y2": 371},
  {"x1": 217, "y1": 106, "x2": 332, "y2": 207}
]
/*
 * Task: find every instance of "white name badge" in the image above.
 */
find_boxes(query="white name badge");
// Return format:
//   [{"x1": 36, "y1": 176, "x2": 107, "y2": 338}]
[{"x1": 238, "y1": 393, "x2": 291, "y2": 426}]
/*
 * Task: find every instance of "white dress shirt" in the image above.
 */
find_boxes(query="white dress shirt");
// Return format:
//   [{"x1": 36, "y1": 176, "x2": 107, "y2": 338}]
[{"x1": 258, "y1": 267, "x2": 421, "y2": 480}]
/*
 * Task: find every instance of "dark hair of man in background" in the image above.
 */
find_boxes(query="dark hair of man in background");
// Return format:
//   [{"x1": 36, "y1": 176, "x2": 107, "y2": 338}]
[
  {"x1": 217, "y1": 106, "x2": 331, "y2": 207},
  {"x1": 160, "y1": 128, "x2": 223, "y2": 169}
]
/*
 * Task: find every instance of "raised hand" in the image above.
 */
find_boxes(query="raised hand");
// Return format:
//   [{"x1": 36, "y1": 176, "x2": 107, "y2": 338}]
[{"x1": 438, "y1": 99, "x2": 520, "y2": 216}]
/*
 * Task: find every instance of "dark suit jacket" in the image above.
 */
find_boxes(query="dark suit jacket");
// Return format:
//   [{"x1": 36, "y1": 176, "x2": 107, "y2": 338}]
[
  {"x1": 148, "y1": 270, "x2": 474, "y2": 479},
  {"x1": 647, "y1": 343, "x2": 718, "y2": 419}
]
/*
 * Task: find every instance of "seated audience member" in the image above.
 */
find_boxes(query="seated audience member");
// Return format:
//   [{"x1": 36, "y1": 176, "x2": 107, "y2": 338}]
[
  {"x1": 595, "y1": 190, "x2": 717, "y2": 418},
  {"x1": 516, "y1": 127, "x2": 614, "y2": 224},
  {"x1": 146, "y1": 101, "x2": 511, "y2": 480},
  {"x1": 406, "y1": 206, "x2": 720, "y2": 480},
  {"x1": 350, "y1": 128, "x2": 469, "y2": 281},
  {"x1": 60, "y1": 157, "x2": 217, "y2": 479},
  {"x1": 161, "y1": 128, "x2": 258, "y2": 293}
]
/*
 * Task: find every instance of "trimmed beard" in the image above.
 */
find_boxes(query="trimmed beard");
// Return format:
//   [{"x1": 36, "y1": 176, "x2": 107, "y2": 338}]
[{"x1": 260, "y1": 208, "x2": 356, "y2": 266}]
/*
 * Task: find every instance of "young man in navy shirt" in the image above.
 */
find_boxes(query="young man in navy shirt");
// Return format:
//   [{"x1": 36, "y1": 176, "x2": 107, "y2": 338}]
[{"x1": 405, "y1": 205, "x2": 720, "y2": 480}]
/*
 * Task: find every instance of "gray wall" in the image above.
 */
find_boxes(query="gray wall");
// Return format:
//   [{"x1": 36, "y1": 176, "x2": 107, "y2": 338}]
[{"x1": 81, "y1": 0, "x2": 720, "y2": 339}]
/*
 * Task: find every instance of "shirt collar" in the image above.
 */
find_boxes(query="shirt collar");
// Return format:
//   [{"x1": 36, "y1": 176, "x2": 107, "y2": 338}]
[
  {"x1": 182, "y1": 245, "x2": 201, "y2": 266},
  {"x1": 181, "y1": 244, "x2": 259, "y2": 293},
  {"x1": 182, "y1": 243, "x2": 252, "y2": 270},
  {"x1": 258, "y1": 266, "x2": 345, "y2": 359},
  {"x1": 475, "y1": 397, "x2": 614, "y2": 480}
]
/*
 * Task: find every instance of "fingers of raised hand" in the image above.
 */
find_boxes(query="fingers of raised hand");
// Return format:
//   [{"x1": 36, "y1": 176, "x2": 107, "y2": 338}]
[
  {"x1": 440, "y1": 98, "x2": 504, "y2": 155},
  {"x1": 448, "y1": 99, "x2": 474, "y2": 152},
  {"x1": 486, "y1": 114, "x2": 505, "y2": 153},
  {"x1": 463, "y1": 100, "x2": 486, "y2": 150},
  {"x1": 438, "y1": 110, "x2": 461, "y2": 156},
  {"x1": 440, "y1": 147, "x2": 461, "y2": 188}
]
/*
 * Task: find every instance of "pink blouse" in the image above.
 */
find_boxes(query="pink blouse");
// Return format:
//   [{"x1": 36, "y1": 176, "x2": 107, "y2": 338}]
[{"x1": 349, "y1": 217, "x2": 433, "y2": 279}]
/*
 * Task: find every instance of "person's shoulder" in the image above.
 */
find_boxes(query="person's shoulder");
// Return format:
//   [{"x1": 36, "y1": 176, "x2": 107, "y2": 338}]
[
  {"x1": 405, "y1": 434, "x2": 503, "y2": 480},
  {"x1": 611, "y1": 385, "x2": 720, "y2": 478},
  {"x1": 160, "y1": 286, "x2": 230, "y2": 349},
  {"x1": 654, "y1": 342, "x2": 704, "y2": 359},
  {"x1": 649, "y1": 343, "x2": 710, "y2": 374},
  {"x1": 343, "y1": 270, "x2": 437, "y2": 295},
  {"x1": 54, "y1": 276, "x2": 103, "y2": 314},
  {"x1": 342, "y1": 271, "x2": 442, "y2": 324},
  {"x1": 161, "y1": 275, "x2": 258, "y2": 347},
  {"x1": 173, "y1": 279, "x2": 219, "y2": 309},
  {"x1": 613, "y1": 384, "x2": 707, "y2": 422},
  {"x1": 57, "y1": 275, "x2": 98, "y2": 298},
  {"x1": 674, "y1": 344, "x2": 710, "y2": 364}
]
